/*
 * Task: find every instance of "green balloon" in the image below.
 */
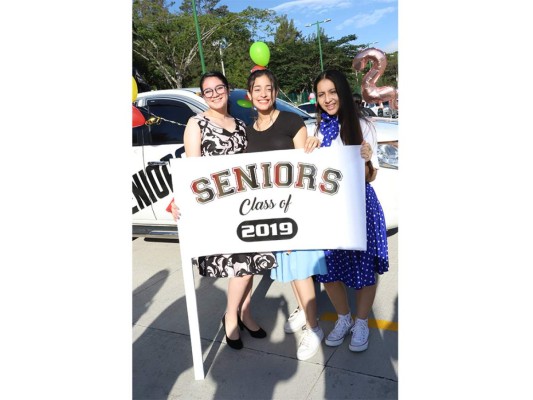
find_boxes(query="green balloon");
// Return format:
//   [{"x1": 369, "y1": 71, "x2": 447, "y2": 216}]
[
  {"x1": 249, "y1": 42, "x2": 270, "y2": 67},
  {"x1": 237, "y1": 99, "x2": 252, "y2": 108}
]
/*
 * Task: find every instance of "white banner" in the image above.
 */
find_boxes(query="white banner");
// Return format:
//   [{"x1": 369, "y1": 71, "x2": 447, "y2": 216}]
[
  {"x1": 170, "y1": 145, "x2": 367, "y2": 256},
  {"x1": 169, "y1": 145, "x2": 367, "y2": 379}
]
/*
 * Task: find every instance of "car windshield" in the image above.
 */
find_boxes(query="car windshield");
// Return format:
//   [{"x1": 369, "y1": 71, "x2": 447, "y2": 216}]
[
  {"x1": 228, "y1": 89, "x2": 315, "y2": 125},
  {"x1": 298, "y1": 103, "x2": 317, "y2": 113}
]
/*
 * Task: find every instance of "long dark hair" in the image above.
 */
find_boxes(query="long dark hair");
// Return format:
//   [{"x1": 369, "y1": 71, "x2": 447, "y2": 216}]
[
  {"x1": 313, "y1": 69, "x2": 364, "y2": 145},
  {"x1": 199, "y1": 71, "x2": 231, "y2": 114}
]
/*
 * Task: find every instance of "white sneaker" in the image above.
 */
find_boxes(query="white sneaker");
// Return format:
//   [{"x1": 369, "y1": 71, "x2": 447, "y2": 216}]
[
  {"x1": 325, "y1": 315, "x2": 354, "y2": 346},
  {"x1": 297, "y1": 326, "x2": 324, "y2": 360},
  {"x1": 349, "y1": 319, "x2": 369, "y2": 352},
  {"x1": 284, "y1": 307, "x2": 306, "y2": 333}
]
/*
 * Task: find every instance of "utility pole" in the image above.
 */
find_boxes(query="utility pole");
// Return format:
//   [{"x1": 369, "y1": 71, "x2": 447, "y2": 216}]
[
  {"x1": 192, "y1": 0, "x2": 206, "y2": 74},
  {"x1": 305, "y1": 19, "x2": 331, "y2": 72}
]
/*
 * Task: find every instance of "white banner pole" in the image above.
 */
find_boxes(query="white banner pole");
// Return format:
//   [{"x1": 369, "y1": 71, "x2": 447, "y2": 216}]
[{"x1": 179, "y1": 249, "x2": 204, "y2": 380}]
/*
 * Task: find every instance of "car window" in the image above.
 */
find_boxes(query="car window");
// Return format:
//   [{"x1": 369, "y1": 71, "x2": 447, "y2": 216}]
[
  {"x1": 132, "y1": 126, "x2": 143, "y2": 146},
  {"x1": 298, "y1": 104, "x2": 317, "y2": 113},
  {"x1": 146, "y1": 99, "x2": 196, "y2": 145},
  {"x1": 132, "y1": 107, "x2": 150, "y2": 146},
  {"x1": 276, "y1": 99, "x2": 315, "y2": 121},
  {"x1": 227, "y1": 91, "x2": 256, "y2": 125},
  {"x1": 228, "y1": 90, "x2": 315, "y2": 126}
]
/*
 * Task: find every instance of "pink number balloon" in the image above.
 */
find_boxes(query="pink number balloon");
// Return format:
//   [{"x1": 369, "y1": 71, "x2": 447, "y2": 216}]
[{"x1": 353, "y1": 48, "x2": 398, "y2": 110}]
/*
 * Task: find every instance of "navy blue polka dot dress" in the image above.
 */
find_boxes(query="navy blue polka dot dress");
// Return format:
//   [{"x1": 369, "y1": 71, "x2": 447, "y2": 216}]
[
  {"x1": 315, "y1": 113, "x2": 389, "y2": 289},
  {"x1": 315, "y1": 183, "x2": 389, "y2": 289}
]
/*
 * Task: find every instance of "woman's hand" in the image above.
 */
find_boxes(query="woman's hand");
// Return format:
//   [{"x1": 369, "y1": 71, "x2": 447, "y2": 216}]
[
  {"x1": 166, "y1": 199, "x2": 181, "y2": 221},
  {"x1": 171, "y1": 201, "x2": 181, "y2": 221},
  {"x1": 361, "y1": 140, "x2": 372, "y2": 162},
  {"x1": 304, "y1": 136, "x2": 321, "y2": 153}
]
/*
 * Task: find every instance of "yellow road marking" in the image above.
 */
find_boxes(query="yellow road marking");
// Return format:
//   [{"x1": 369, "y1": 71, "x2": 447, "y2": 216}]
[{"x1": 320, "y1": 312, "x2": 398, "y2": 332}]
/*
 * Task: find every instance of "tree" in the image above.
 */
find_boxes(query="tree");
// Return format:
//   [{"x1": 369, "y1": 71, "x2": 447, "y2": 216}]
[
  {"x1": 382, "y1": 51, "x2": 398, "y2": 88},
  {"x1": 178, "y1": 0, "x2": 228, "y2": 16},
  {"x1": 133, "y1": 0, "x2": 193, "y2": 88},
  {"x1": 132, "y1": 1, "x2": 398, "y2": 93},
  {"x1": 267, "y1": 16, "x2": 310, "y2": 97},
  {"x1": 268, "y1": 28, "x2": 365, "y2": 100},
  {"x1": 133, "y1": 0, "x2": 275, "y2": 89},
  {"x1": 273, "y1": 15, "x2": 302, "y2": 44}
]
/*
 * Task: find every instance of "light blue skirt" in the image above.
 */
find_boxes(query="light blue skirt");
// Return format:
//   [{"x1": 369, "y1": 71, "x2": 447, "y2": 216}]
[{"x1": 270, "y1": 250, "x2": 327, "y2": 283}]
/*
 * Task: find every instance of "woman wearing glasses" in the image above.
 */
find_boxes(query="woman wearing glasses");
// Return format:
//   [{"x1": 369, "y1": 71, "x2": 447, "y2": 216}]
[{"x1": 181, "y1": 71, "x2": 277, "y2": 350}]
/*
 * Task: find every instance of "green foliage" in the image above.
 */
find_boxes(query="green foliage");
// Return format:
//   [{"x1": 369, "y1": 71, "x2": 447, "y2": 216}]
[
  {"x1": 274, "y1": 15, "x2": 302, "y2": 44},
  {"x1": 382, "y1": 51, "x2": 398, "y2": 88},
  {"x1": 179, "y1": 0, "x2": 228, "y2": 16},
  {"x1": 269, "y1": 28, "x2": 367, "y2": 98},
  {"x1": 133, "y1": 0, "x2": 275, "y2": 89},
  {"x1": 132, "y1": 1, "x2": 399, "y2": 97}
]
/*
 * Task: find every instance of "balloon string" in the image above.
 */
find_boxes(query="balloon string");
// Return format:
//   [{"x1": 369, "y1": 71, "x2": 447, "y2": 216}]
[{"x1": 136, "y1": 107, "x2": 187, "y2": 127}]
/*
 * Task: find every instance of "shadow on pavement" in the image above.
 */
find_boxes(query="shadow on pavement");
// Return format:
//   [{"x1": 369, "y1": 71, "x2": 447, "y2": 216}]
[
  {"x1": 133, "y1": 270, "x2": 301, "y2": 399},
  {"x1": 132, "y1": 269, "x2": 169, "y2": 326}
]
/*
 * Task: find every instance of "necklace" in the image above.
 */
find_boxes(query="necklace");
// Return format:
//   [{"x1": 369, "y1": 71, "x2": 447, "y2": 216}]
[{"x1": 256, "y1": 111, "x2": 275, "y2": 131}]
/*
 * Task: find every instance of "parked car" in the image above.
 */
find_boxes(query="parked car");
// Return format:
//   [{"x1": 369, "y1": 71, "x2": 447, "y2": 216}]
[
  {"x1": 132, "y1": 89, "x2": 398, "y2": 237},
  {"x1": 361, "y1": 107, "x2": 377, "y2": 117},
  {"x1": 297, "y1": 101, "x2": 317, "y2": 118},
  {"x1": 366, "y1": 101, "x2": 398, "y2": 118},
  {"x1": 384, "y1": 104, "x2": 398, "y2": 119},
  {"x1": 367, "y1": 118, "x2": 398, "y2": 230}
]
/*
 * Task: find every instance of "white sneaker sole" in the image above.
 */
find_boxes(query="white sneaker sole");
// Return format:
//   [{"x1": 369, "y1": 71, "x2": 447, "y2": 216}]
[
  {"x1": 297, "y1": 347, "x2": 320, "y2": 361},
  {"x1": 297, "y1": 339, "x2": 323, "y2": 360},
  {"x1": 325, "y1": 336, "x2": 348, "y2": 346},
  {"x1": 349, "y1": 341, "x2": 369, "y2": 352},
  {"x1": 284, "y1": 321, "x2": 306, "y2": 334}
]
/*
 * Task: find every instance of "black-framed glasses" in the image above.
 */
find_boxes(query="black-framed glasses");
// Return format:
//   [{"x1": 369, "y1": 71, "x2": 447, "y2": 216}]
[{"x1": 202, "y1": 85, "x2": 227, "y2": 98}]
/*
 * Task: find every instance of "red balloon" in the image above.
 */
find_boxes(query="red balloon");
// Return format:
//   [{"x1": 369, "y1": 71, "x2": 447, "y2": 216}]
[
  {"x1": 250, "y1": 65, "x2": 266, "y2": 73},
  {"x1": 132, "y1": 105, "x2": 145, "y2": 128}
]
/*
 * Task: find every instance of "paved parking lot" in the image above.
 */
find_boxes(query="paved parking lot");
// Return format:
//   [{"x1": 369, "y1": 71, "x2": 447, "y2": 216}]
[{"x1": 132, "y1": 230, "x2": 398, "y2": 399}]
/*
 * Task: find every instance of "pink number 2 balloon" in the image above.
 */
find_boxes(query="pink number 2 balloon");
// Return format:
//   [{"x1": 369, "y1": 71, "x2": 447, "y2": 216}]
[{"x1": 353, "y1": 48, "x2": 398, "y2": 110}]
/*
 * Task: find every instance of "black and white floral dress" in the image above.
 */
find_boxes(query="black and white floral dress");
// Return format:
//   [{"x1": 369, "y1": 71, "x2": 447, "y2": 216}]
[{"x1": 191, "y1": 114, "x2": 277, "y2": 278}]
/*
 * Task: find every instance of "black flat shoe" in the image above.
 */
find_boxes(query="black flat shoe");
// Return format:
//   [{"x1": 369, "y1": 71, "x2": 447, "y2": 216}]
[
  {"x1": 238, "y1": 315, "x2": 267, "y2": 338},
  {"x1": 222, "y1": 314, "x2": 243, "y2": 350}
]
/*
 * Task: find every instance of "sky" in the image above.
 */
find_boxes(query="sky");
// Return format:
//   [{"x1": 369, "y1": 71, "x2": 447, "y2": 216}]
[{"x1": 218, "y1": 0, "x2": 398, "y2": 53}]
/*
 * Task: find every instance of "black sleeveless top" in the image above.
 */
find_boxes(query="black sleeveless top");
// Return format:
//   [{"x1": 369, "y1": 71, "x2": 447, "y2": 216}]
[{"x1": 245, "y1": 111, "x2": 305, "y2": 153}]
